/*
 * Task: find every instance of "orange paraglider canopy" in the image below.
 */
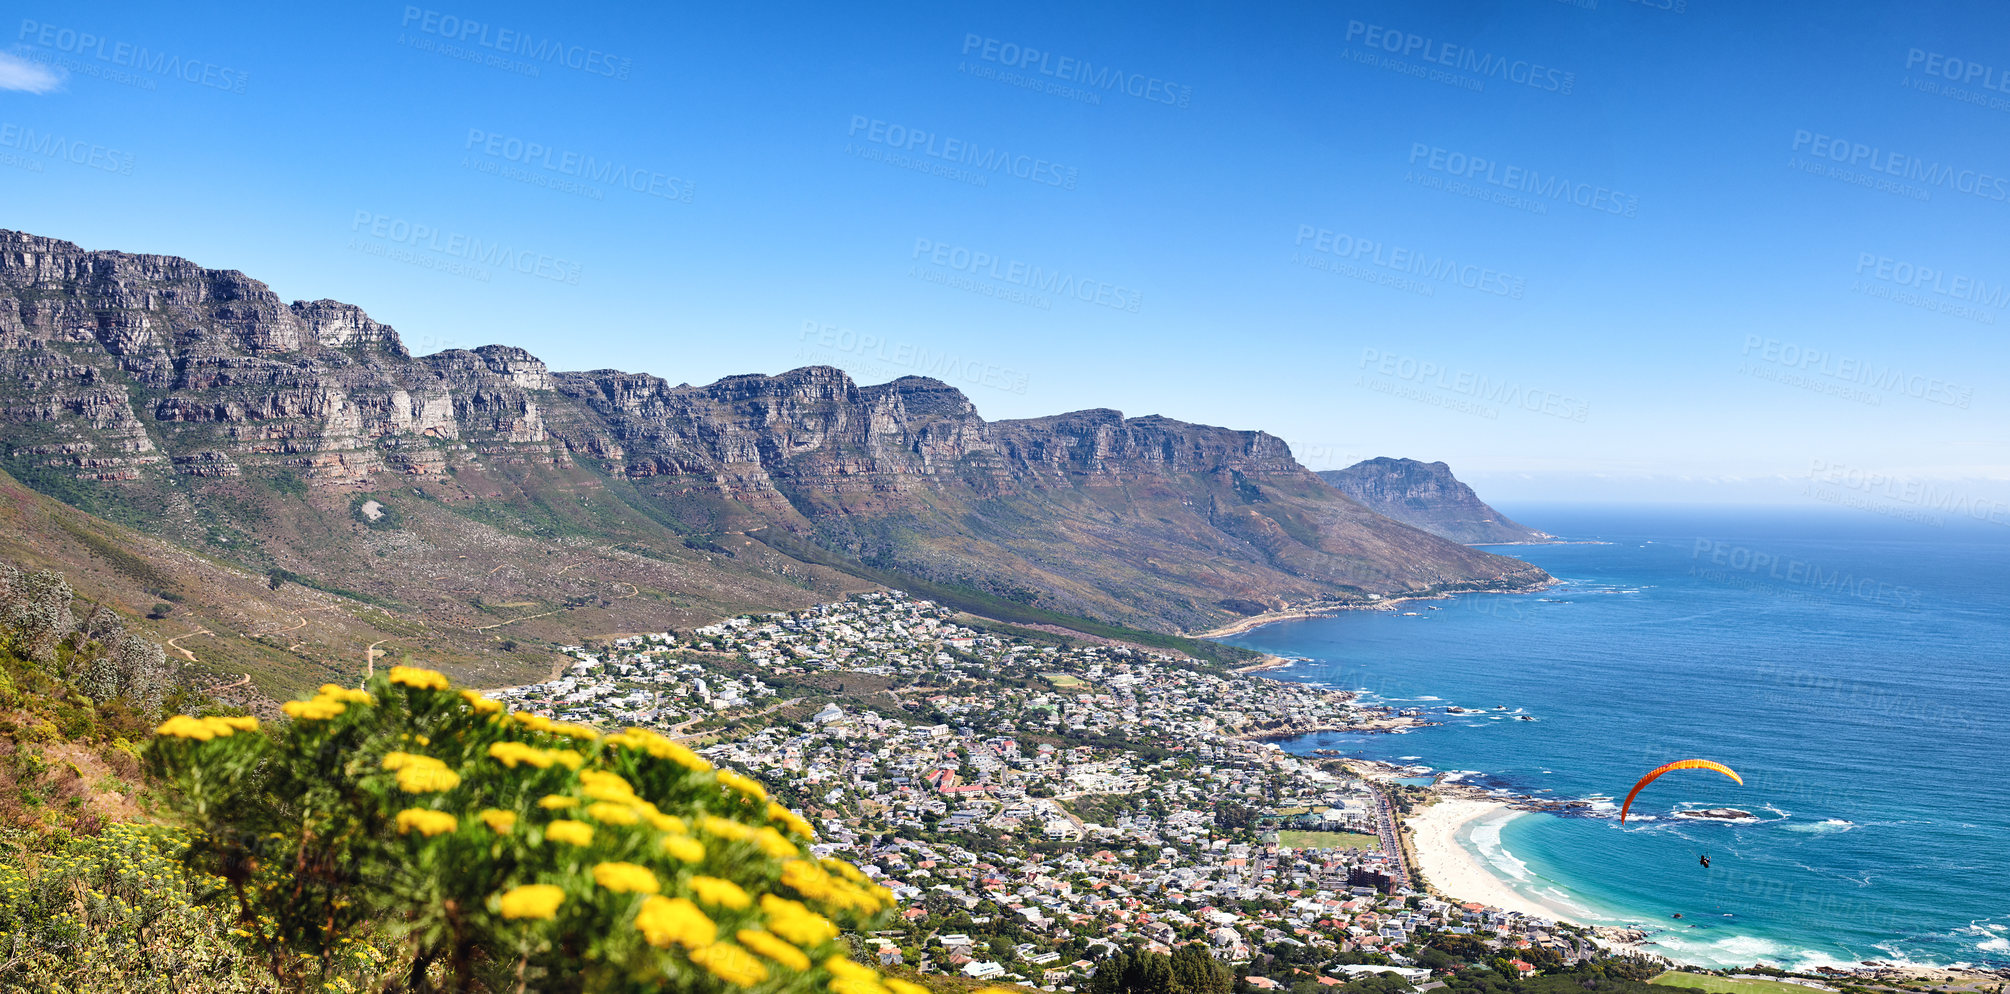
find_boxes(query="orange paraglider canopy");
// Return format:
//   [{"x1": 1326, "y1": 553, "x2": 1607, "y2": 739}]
[{"x1": 1620, "y1": 759, "x2": 1742, "y2": 824}]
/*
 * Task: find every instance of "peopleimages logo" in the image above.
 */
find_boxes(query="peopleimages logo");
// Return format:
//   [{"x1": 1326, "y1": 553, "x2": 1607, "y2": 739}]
[
  {"x1": 350, "y1": 212, "x2": 582, "y2": 285},
  {"x1": 0, "y1": 122, "x2": 136, "y2": 175},
  {"x1": 798, "y1": 321, "x2": 1030, "y2": 396},
  {"x1": 1853, "y1": 253, "x2": 2009, "y2": 306},
  {"x1": 848, "y1": 116, "x2": 1078, "y2": 190},
  {"x1": 1357, "y1": 348, "x2": 1589, "y2": 423},
  {"x1": 1344, "y1": 20, "x2": 1576, "y2": 94},
  {"x1": 1739, "y1": 336, "x2": 1971, "y2": 409},
  {"x1": 912, "y1": 239, "x2": 1140, "y2": 312},
  {"x1": 17, "y1": 19, "x2": 249, "y2": 93},
  {"x1": 1904, "y1": 48, "x2": 2010, "y2": 92},
  {"x1": 464, "y1": 129, "x2": 694, "y2": 203},
  {"x1": 1407, "y1": 143, "x2": 1637, "y2": 217},
  {"x1": 959, "y1": 34, "x2": 1190, "y2": 108},
  {"x1": 1294, "y1": 225, "x2": 1525, "y2": 299},
  {"x1": 1690, "y1": 539, "x2": 1922, "y2": 610},
  {"x1": 398, "y1": 7, "x2": 631, "y2": 79},
  {"x1": 1806, "y1": 459, "x2": 2010, "y2": 528},
  {"x1": 1789, "y1": 130, "x2": 2010, "y2": 204}
]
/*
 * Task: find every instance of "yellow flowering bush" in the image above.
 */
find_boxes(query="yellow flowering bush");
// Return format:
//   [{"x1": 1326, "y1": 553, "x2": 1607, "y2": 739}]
[
  {"x1": 148, "y1": 667, "x2": 895, "y2": 994},
  {"x1": 0, "y1": 822, "x2": 283, "y2": 993}
]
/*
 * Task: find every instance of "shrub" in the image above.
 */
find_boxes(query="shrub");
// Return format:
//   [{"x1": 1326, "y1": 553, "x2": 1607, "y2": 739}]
[
  {"x1": 147, "y1": 666, "x2": 908, "y2": 994},
  {"x1": 0, "y1": 822, "x2": 264, "y2": 992}
]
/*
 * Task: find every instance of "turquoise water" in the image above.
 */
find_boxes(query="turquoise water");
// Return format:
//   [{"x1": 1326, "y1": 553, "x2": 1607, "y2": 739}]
[{"x1": 1226, "y1": 506, "x2": 2010, "y2": 970}]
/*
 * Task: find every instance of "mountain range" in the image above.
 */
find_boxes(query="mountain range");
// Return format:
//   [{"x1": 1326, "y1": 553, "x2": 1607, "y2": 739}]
[{"x1": 0, "y1": 230, "x2": 1548, "y2": 701}]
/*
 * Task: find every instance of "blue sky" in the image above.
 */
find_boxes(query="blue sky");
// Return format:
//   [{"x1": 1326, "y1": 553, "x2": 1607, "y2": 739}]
[{"x1": 4, "y1": 0, "x2": 2008, "y2": 509}]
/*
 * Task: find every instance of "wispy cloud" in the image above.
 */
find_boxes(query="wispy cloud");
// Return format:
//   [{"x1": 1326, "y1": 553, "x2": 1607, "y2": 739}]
[{"x1": 0, "y1": 52, "x2": 63, "y2": 94}]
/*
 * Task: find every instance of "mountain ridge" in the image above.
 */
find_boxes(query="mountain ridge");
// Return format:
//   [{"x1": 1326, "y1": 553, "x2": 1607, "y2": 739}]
[{"x1": 0, "y1": 229, "x2": 1549, "y2": 695}]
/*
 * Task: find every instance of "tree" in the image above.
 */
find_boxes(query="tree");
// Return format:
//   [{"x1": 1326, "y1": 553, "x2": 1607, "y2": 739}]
[
  {"x1": 1092, "y1": 949, "x2": 1175, "y2": 994},
  {"x1": 0, "y1": 564, "x2": 76, "y2": 663},
  {"x1": 1172, "y1": 944, "x2": 1234, "y2": 994}
]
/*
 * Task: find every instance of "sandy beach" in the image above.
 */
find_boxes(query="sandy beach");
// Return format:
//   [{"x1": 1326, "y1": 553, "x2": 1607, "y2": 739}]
[{"x1": 1406, "y1": 798, "x2": 1582, "y2": 925}]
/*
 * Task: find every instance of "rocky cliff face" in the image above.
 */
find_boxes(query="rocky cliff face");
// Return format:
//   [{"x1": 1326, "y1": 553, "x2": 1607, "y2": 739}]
[
  {"x1": 1319, "y1": 458, "x2": 1553, "y2": 545},
  {"x1": 0, "y1": 230, "x2": 1549, "y2": 634}
]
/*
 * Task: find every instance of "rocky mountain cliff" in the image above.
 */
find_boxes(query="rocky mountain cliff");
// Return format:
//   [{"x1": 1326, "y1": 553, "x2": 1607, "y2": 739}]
[
  {"x1": 0, "y1": 230, "x2": 1549, "y2": 665},
  {"x1": 1318, "y1": 458, "x2": 1553, "y2": 545}
]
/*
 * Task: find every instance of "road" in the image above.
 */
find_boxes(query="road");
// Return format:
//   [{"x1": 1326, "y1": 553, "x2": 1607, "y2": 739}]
[
  {"x1": 1370, "y1": 786, "x2": 1414, "y2": 891},
  {"x1": 165, "y1": 628, "x2": 217, "y2": 663},
  {"x1": 365, "y1": 639, "x2": 392, "y2": 679}
]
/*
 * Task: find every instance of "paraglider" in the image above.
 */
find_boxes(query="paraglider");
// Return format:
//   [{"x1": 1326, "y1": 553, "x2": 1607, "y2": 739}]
[
  {"x1": 1699, "y1": 855, "x2": 1711, "y2": 869},
  {"x1": 1620, "y1": 759, "x2": 1742, "y2": 824}
]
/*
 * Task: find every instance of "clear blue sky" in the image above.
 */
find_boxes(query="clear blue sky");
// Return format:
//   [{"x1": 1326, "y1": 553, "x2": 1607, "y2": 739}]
[{"x1": 5, "y1": 0, "x2": 2008, "y2": 507}]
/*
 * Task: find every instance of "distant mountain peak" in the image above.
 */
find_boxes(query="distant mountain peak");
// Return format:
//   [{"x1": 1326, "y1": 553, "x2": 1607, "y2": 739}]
[{"x1": 1319, "y1": 457, "x2": 1552, "y2": 545}]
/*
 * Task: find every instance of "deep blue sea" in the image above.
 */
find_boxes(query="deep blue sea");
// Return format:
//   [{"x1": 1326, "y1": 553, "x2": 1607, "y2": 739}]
[{"x1": 1225, "y1": 505, "x2": 2010, "y2": 971}]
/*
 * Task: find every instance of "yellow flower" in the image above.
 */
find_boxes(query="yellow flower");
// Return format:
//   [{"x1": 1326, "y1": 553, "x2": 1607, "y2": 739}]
[
  {"x1": 759, "y1": 894, "x2": 838, "y2": 947},
  {"x1": 826, "y1": 961, "x2": 896, "y2": 994},
  {"x1": 545, "y1": 820, "x2": 593, "y2": 846},
  {"x1": 767, "y1": 802, "x2": 815, "y2": 840},
  {"x1": 387, "y1": 666, "x2": 450, "y2": 690},
  {"x1": 317, "y1": 684, "x2": 374, "y2": 704},
  {"x1": 752, "y1": 826, "x2": 798, "y2": 859},
  {"x1": 394, "y1": 809, "x2": 457, "y2": 837},
  {"x1": 780, "y1": 859, "x2": 833, "y2": 901},
  {"x1": 478, "y1": 810, "x2": 517, "y2": 833},
  {"x1": 217, "y1": 715, "x2": 261, "y2": 732},
  {"x1": 548, "y1": 749, "x2": 584, "y2": 770},
  {"x1": 825, "y1": 957, "x2": 882, "y2": 987},
  {"x1": 826, "y1": 859, "x2": 869, "y2": 885},
  {"x1": 635, "y1": 896, "x2": 714, "y2": 950},
  {"x1": 885, "y1": 980, "x2": 931, "y2": 994},
  {"x1": 579, "y1": 770, "x2": 636, "y2": 803},
  {"x1": 609, "y1": 727, "x2": 713, "y2": 771},
  {"x1": 156, "y1": 715, "x2": 222, "y2": 740},
  {"x1": 689, "y1": 875, "x2": 752, "y2": 910},
  {"x1": 381, "y1": 751, "x2": 458, "y2": 791},
  {"x1": 662, "y1": 836, "x2": 706, "y2": 863},
  {"x1": 497, "y1": 884, "x2": 565, "y2": 920},
  {"x1": 648, "y1": 811, "x2": 689, "y2": 834},
  {"x1": 716, "y1": 769, "x2": 768, "y2": 802},
  {"x1": 591, "y1": 862, "x2": 659, "y2": 894},
  {"x1": 549, "y1": 722, "x2": 600, "y2": 741},
  {"x1": 513, "y1": 713, "x2": 554, "y2": 733},
  {"x1": 488, "y1": 742, "x2": 552, "y2": 769},
  {"x1": 736, "y1": 928, "x2": 810, "y2": 971},
  {"x1": 586, "y1": 802, "x2": 639, "y2": 826},
  {"x1": 537, "y1": 796, "x2": 578, "y2": 810},
  {"x1": 396, "y1": 766, "x2": 462, "y2": 794},
  {"x1": 281, "y1": 698, "x2": 346, "y2": 721},
  {"x1": 701, "y1": 816, "x2": 756, "y2": 842},
  {"x1": 692, "y1": 942, "x2": 769, "y2": 987},
  {"x1": 460, "y1": 689, "x2": 503, "y2": 714},
  {"x1": 831, "y1": 976, "x2": 891, "y2": 994}
]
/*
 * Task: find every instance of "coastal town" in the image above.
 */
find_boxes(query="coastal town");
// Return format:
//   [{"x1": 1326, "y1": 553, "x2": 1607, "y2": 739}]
[{"x1": 488, "y1": 592, "x2": 1604, "y2": 989}]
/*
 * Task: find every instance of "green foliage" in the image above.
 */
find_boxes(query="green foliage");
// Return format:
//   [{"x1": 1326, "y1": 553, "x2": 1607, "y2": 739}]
[
  {"x1": 266, "y1": 472, "x2": 310, "y2": 499},
  {"x1": 352, "y1": 494, "x2": 405, "y2": 532},
  {"x1": 146, "y1": 667, "x2": 906, "y2": 994},
  {"x1": 0, "y1": 823, "x2": 266, "y2": 993},
  {"x1": 1092, "y1": 947, "x2": 1232, "y2": 994}
]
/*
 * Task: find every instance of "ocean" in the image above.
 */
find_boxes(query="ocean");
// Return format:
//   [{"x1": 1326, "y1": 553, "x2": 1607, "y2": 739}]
[{"x1": 1224, "y1": 505, "x2": 2010, "y2": 971}]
